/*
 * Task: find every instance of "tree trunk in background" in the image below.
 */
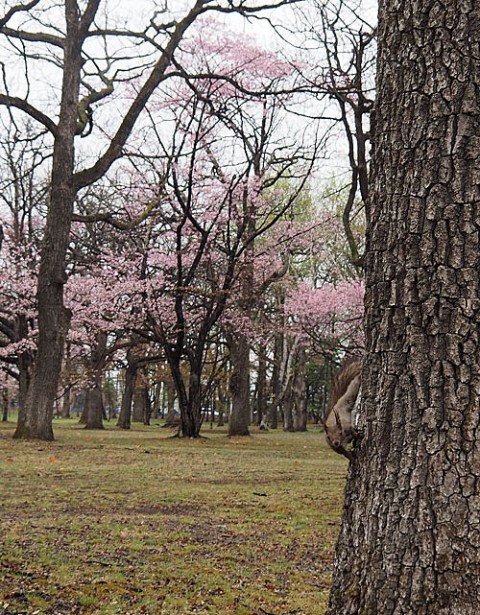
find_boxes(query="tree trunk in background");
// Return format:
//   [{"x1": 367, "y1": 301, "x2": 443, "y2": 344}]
[
  {"x1": 143, "y1": 387, "x2": 152, "y2": 425},
  {"x1": 282, "y1": 383, "x2": 294, "y2": 432},
  {"x1": 216, "y1": 383, "x2": 227, "y2": 427},
  {"x1": 132, "y1": 387, "x2": 145, "y2": 422},
  {"x1": 181, "y1": 365, "x2": 204, "y2": 438},
  {"x1": 84, "y1": 382, "x2": 104, "y2": 430},
  {"x1": 256, "y1": 343, "x2": 267, "y2": 426},
  {"x1": 16, "y1": 315, "x2": 34, "y2": 427},
  {"x1": 165, "y1": 380, "x2": 177, "y2": 425},
  {"x1": 268, "y1": 332, "x2": 281, "y2": 429},
  {"x1": 152, "y1": 381, "x2": 162, "y2": 419},
  {"x1": 228, "y1": 176, "x2": 255, "y2": 437},
  {"x1": 328, "y1": 2, "x2": 480, "y2": 613},
  {"x1": 117, "y1": 352, "x2": 137, "y2": 430},
  {"x1": 84, "y1": 332, "x2": 107, "y2": 430},
  {"x1": 292, "y1": 346, "x2": 307, "y2": 432},
  {"x1": 132, "y1": 367, "x2": 149, "y2": 422},
  {"x1": 228, "y1": 332, "x2": 251, "y2": 436},
  {"x1": 2, "y1": 388, "x2": 8, "y2": 422},
  {"x1": 269, "y1": 329, "x2": 298, "y2": 430},
  {"x1": 61, "y1": 388, "x2": 71, "y2": 419}
]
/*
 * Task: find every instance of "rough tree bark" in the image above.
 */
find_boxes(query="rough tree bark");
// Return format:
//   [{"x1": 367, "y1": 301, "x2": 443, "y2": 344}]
[
  {"x1": 327, "y1": 1, "x2": 480, "y2": 613},
  {"x1": 14, "y1": 0, "x2": 87, "y2": 440}
]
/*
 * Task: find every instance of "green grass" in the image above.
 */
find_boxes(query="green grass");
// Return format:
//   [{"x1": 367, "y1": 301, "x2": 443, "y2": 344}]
[{"x1": 0, "y1": 418, "x2": 347, "y2": 614}]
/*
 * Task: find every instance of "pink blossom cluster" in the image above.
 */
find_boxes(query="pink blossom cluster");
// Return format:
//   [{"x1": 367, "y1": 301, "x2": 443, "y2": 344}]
[{"x1": 285, "y1": 279, "x2": 365, "y2": 350}]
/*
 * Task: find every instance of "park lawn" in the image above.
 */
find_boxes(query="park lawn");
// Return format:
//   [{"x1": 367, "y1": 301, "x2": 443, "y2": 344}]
[{"x1": 0, "y1": 419, "x2": 347, "y2": 614}]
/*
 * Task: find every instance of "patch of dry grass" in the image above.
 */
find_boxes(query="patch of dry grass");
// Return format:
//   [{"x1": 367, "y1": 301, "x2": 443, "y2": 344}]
[{"x1": 0, "y1": 419, "x2": 347, "y2": 614}]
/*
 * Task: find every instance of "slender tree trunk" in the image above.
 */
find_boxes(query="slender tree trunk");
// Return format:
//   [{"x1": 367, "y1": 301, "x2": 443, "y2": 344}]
[
  {"x1": 153, "y1": 381, "x2": 162, "y2": 419},
  {"x1": 15, "y1": 315, "x2": 34, "y2": 430},
  {"x1": 228, "y1": 332, "x2": 251, "y2": 436},
  {"x1": 256, "y1": 343, "x2": 267, "y2": 427},
  {"x1": 143, "y1": 387, "x2": 152, "y2": 425},
  {"x1": 117, "y1": 353, "x2": 137, "y2": 430},
  {"x1": 292, "y1": 346, "x2": 307, "y2": 432},
  {"x1": 228, "y1": 177, "x2": 255, "y2": 437},
  {"x1": 269, "y1": 330, "x2": 298, "y2": 430},
  {"x1": 268, "y1": 333, "x2": 281, "y2": 429},
  {"x1": 328, "y1": 2, "x2": 480, "y2": 613},
  {"x1": 216, "y1": 383, "x2": 227, "y2": 427},
  {"x1": 282, "y1": 383, "x2": 294, "y2": 432},
  {"x1": 2, "y1": 388, "x2": 8, "y2": 422}
]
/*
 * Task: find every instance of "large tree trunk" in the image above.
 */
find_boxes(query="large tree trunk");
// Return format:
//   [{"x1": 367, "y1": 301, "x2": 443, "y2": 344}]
[
  {"x1": 327, "y1": 2, "x2": 480, "y2": 613},
  {"x1": 13, "y1": 3, "x2": 85, "y2": 440}
]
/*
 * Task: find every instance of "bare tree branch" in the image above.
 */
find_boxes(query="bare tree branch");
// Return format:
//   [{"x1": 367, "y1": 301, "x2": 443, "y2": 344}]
[
  {"x1": 73, "y1": 1, "x2": 209, "y2": 190},
  {"x1": 0, "y1": 0, "x2": 42, "y2": 29},
  {"x1": 0, "y1": 26, "x2": 64, "y2": 48},
  {"x1": 0, "y1": 94, "x2": 58, "y2": 135}
]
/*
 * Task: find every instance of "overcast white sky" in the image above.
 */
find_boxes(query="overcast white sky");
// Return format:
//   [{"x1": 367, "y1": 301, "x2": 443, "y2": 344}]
[{"x1": 0, "y1": 0, "x2": 378, "y2": 189}]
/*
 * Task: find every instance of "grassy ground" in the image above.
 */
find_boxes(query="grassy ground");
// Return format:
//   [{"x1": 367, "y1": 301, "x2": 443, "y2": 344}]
[{"x1": 0, "y1": 418, "x2": 347, "y2": 615}]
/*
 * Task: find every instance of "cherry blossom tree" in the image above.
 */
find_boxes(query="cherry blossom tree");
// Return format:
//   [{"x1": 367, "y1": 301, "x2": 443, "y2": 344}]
[
  {"x1": 0, "y1": 221, "x2": 38, "y2": 411},
  {"x1": 0, "y1": 0, "x2": 304, "y2": 441},
  {"x1": 286, "y1": 278, "x2": 364, "y2": 359},
  {"x1": 133, "y1": 24, "x2": 319, "y2": 437},
  {"x1": 0, "y1": 118, "x2": 47, "y2": 414}
]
